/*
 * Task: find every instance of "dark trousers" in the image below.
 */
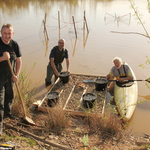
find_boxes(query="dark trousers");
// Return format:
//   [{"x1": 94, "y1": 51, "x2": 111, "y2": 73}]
[
  {"x1": 45, "y1": 62, "x2": 62, "y2": 83},
  {"x1": 0, "y1": 70, "x2": 14, "y2": 133}
]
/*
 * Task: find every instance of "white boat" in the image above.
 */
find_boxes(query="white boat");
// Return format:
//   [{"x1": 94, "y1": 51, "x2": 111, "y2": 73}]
[{"x1": 114, "y1": 63, "x2": 138, "y2": 121}]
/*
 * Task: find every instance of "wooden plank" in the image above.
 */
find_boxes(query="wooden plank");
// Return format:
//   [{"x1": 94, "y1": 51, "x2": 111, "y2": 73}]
[
  {"x1": 70, "y1": 73, "x2": 105, "y2": 78},
  {"x1": 33, "y1": 78, "x2": 60, "y2": 108},
  {"x1": 33, "y1": 74, "x2": 108, "y2": 117},
  {"x1": 79, "y1": 86, "x2": 88, "y2": 103},
  {"x1": 64, "y1": 109, "x2": 102, "y2": 118},
  {"x1": 75, "y1": 86, "x2": 88, "y2": 110},
  {"x1": 102, "y1": 86, "x2": 108, "y2": 116},
  {"x1": 63, "y1": 84, "x2": 76, "y2": 110}
]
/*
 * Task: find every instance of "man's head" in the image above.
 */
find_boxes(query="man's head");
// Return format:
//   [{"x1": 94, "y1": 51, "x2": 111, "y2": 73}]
[
  {"x1": 112, "y1": 57, "x2": 123, "y2": 69},
  {"x1": 58, "y1": 38, "x2": 65, "y2": 50},
  {"x1": 1, "y1": 23, "x2": 14, "y2": 44}
]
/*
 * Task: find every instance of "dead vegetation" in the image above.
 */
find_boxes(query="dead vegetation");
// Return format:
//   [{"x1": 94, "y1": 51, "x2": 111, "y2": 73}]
[
  {"x1": 34, "y1": 106, "x2": 71, "y2": 133},
  {"x1": 1, "y1": 101, "x2": 150, "y2": 150},
  {"x1": 1, "y1": 73, "x2": 150, "y2": 149}
]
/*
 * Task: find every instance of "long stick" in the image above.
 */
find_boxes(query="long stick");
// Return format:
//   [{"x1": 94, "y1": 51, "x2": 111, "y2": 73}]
[
  {"x1": 43, "y1": 20, "x2": 49, "y2": 40},
  {"x1": 129, "y1": 0, "x2": 150, "y2": 38},
  {"x1": 83, "y1": 78, "x2": 150, "y2": 83},
  {"x1": 109, "y1": 79, "x2": 148, "y2": 82},
  {"x1": 72, "y1": 16, "x2": 77, "y2": 38},
  {"x1": 7, "y1": 59, "x2": 26, "y2": 117},
  {"x1": 83, "y1": 11, "x2": 85, "y2": 30},
  {"x1": 7, "y1": 59, "x2": 35, "y2": 125},
  {"x1": 84, "y1": 16, "x2": 89, "y2": 33}
]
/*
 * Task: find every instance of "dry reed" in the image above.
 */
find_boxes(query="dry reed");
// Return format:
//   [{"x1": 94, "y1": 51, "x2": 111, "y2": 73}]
[
  {"x1": 84, "y1": 109, "x2": 123, "y2": 138},
  {"x1": 35, "y1": 105, "x2": 71, "y2": 133}
]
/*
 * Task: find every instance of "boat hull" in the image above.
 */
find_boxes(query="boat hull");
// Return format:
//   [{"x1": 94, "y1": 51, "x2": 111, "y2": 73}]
[{"x1": 114, "y1": 64, "x2": 138, "y2": 121}]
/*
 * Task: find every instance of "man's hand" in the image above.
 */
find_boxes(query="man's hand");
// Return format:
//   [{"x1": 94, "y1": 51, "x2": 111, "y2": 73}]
[
  {"x1": 12, "y1": 76, "x2": 19, "y2": 83},
  {"x1": 118, "y1": 78, "x2": 125, "y2": 83},
  {"x1": 67, "y1": 70, "x2": 70, "y2": 75},
  {"x1": 55, "y1": 71, "x2": 60, "y2": 77},
  {"x1": 0, "y1": 52, "x2": 10, "y2": 62},
  {"x1": 3, "y1": 52, "x2": 10, "y2": 60}
]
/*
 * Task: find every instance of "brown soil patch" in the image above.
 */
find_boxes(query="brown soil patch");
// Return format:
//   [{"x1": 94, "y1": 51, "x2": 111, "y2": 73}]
[{"x1": 0, "y1": 74, "x2": 149, "y2": 150}]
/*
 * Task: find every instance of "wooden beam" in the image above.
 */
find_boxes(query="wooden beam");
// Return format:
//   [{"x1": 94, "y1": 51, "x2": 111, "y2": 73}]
[
  {"x1": 64, "y1": 109, "x2": 102, "y2": 118},
  {"x1": 33, "y1": 78, "x2": 60, "y2": 108},
  {"x1": 63, "y1": 84, "x2": 76, "y2": 110}
]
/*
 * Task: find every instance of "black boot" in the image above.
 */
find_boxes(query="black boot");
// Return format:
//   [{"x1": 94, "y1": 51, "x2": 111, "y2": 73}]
[
  {"x1": 4, "y1": 114, "x2": 18, "y2": 120},
  {"x1": 45, "y1": 81, "x2": 51, "y2": 87}
]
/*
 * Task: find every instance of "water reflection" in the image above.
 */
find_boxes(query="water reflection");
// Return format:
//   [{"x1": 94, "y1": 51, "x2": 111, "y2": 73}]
[
  {"x1": 40, "y1": 8, "x2": 90, "y2": 57},
  {"x1": 72, "y1": 38, "x2": 77, "y2": 57},
  {"x1": 83, "y1": 32, "x2": 89, "y2": 49},
  {"x1": 0, "y1": 0, "x2": 115, "y2": 13},
  {"x1": 148, "y1": 0, "x2": 150, "y2": 13},
  {"x1": 44, "y1": 40, "x2": 49, "y2": 57},
  {"x1": 1, "y1": 0, "x2": 150, "y2": 136}
]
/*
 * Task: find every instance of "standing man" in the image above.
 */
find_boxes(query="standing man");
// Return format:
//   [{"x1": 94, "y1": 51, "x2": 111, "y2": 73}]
[
  {"x1": 45, "y1": 38, "x2": 70, "y2": 87},
  {"x1": 0, "y1": 24, "x2": 22, "y2": 135}
]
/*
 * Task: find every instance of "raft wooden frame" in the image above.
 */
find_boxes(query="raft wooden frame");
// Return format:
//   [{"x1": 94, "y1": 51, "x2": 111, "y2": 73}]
[{"x1": 33, "y1": 74, "x2": 108, "y2": 117}]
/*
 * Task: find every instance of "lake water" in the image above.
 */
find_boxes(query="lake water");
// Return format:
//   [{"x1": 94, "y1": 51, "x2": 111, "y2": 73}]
[{"x1": 0, "y1": 0, "x2": 150, "y2": 136}]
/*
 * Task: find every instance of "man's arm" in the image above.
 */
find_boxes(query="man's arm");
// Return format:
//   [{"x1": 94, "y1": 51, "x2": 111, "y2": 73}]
[
  {"x1": 12, "y1": 57, "x2": 22, "y2": 83},
  {"x1": 15, "y1": 57, "x2": 22, "y2": 76},
  {"x1": 66, "y1": 58, "x2": 70, "y2": 73},
  {"x1": 118, "y1": 76, "x2": 133, "y2": 82}
]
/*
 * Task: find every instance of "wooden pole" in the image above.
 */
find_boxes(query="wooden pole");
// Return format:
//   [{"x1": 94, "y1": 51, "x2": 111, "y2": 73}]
[
  {"x1": 44, "y1": 13, "x2": 47, "y2": 24},
  {"x1": 83, "y1": 11, "x2": 85, "y2": 30},
  {"x1": 59, "y1": 29, "x2": 60, "y2": 40},
  {"x1": 84, "y1": 16, "x2": 89, "y2": 33},
  {"x1": 45, "y1": 40, "x2": 48, "y2": 57},
  {"x1": 72, "y1": 16, "x2": 77, "y2": 38},
  {"x1": 43, "y1": 20, "x2": 49, "y2": 40},
  {"x1": 58, "y1": 11, "x2": 60, "y2": 29},
  {"x1": 83, "y1": 33, "x2": 89, "y2": 49}
]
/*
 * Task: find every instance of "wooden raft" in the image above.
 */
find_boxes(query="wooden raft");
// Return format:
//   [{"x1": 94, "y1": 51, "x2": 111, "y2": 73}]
[{"x1": 33, "y1": 74, "x2": 108, "y2": 116}]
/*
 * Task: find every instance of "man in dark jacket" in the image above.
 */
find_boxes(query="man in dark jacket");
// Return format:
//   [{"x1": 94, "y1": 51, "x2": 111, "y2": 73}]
[
  {"x1": 45, "y1": 38, "x2": 70, "y2": 87},
  {"x1": 0, "y1": 23, "x2": 22, "y2": 135}
]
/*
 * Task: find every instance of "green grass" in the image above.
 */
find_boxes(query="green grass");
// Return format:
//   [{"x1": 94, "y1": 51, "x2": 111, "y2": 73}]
[{"x1": 0, "y1": 133, "x2": 36, "y2": 148}]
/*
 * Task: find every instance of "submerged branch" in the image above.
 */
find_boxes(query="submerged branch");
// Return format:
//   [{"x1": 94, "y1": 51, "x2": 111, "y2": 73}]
[
  {"x1": 111, "y1": 31, "x2": 150, "y2": 39},
  {"x1": 129, "y1": 0, "x2": 150, "y2": 37}
]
